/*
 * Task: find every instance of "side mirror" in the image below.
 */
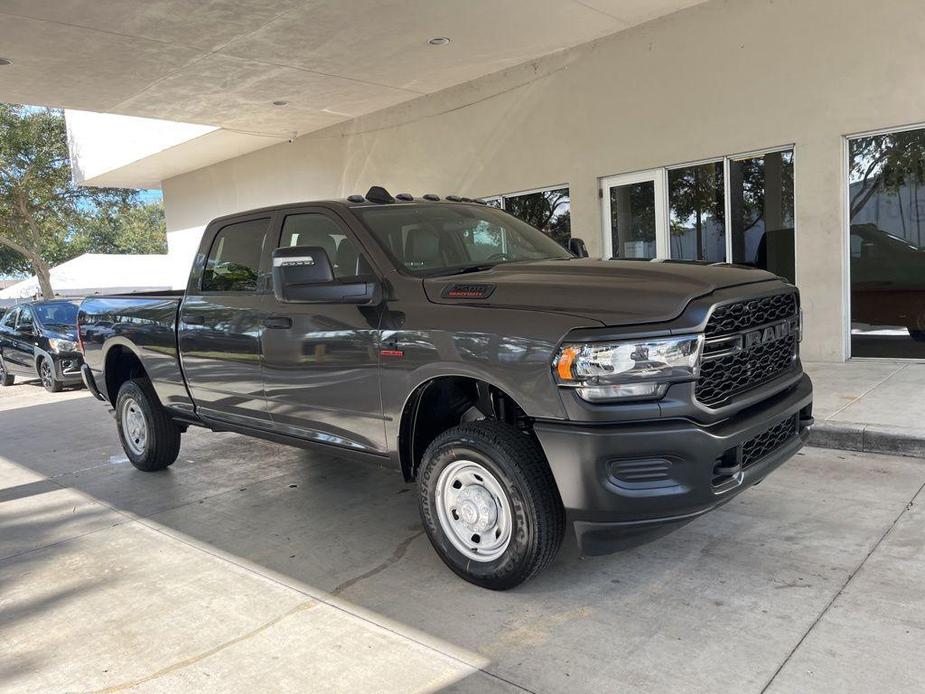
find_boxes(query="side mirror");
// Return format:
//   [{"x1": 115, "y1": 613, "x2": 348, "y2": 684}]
[
  {"x1": 272, "y1": 245, "x2": 379, "y2": 304},
  {"x1": 567, "y1": 237, "x2": 589, "y2": 258}
]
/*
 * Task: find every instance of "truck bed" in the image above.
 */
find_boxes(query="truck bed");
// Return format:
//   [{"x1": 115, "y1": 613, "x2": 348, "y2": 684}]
[{"x1": 78, "y1": 294, "x2": 191, "y2": 412}]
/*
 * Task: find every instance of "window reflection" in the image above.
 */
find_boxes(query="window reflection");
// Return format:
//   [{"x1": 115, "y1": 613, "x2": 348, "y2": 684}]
[
  {"x1": 609, "y1": 181, "x2": 656, "y2": 259},
  {"x1": 849, "y1": 129, "x2": 925, "y2": 358},
  {"x1": 501, "y1": 188, "x2": 571, "y2": 246},
  {"x1": 668, "y1": 162, "x2": 725, "y2": 262},
  {"x1": 729, "y1": 150, "x2": 794, "y2": 282}
]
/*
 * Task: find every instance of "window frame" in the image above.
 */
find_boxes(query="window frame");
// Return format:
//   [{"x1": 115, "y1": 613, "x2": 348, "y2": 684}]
[
  {"x1": 599, "y1": 145, "x2": 797, "y2": 275},
  {"x1": 842, "y1": 121, "x2": 925, "y2": 361}
]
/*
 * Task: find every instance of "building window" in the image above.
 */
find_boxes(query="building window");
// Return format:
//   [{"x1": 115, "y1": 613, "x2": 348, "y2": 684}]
[
  {"x1": 848, "y1": 127, "x2": 925, "y2": 358},
  {"x1": 601, "y1": 147, "x2": 795, "y2": 279},
  {"x1": 729, "y1": 150, "x2": 795, "y2": 282},
  {"x1": 668, "y1": 161, "x2": 725, "y2": 262},
  {"x1": 482, "y1": 186, "x2": 571, "y2": 246}
]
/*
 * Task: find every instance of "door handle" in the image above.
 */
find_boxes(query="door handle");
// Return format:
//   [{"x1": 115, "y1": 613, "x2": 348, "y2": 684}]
[
  {"x1": 184, "y1": 314, "x2": 205, "y2": 325},
  {"x1": 263, "y1": 316, "x2": 292, "y2": 329}
]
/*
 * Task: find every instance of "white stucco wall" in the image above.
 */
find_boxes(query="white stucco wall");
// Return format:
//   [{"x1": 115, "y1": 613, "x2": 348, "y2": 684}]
[{"x1": 161, "y1": 0, "x2": 925, "y2": 362}]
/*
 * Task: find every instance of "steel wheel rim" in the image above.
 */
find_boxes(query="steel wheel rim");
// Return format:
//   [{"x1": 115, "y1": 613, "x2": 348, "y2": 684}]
[
  {"x1": 121, "y1": 397, "x2": 148, "y2": 456},
  {"x1": 40, "y1": 361, "x2": 53, "y2": 388},
  {"x1": 434, "y1": 459, "x2": 513, "y2": 562}
]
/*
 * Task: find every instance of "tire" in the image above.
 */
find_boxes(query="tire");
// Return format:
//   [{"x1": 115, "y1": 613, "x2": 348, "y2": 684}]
[
  {"x1": 0, "y1": 357, "x2": 13, "y2": 386},
  {"x1": 115, "y1": 378, "x2": 181, "y2": 472},
  {"x1": 38, "y1": 358, "x2": 63, "y2": 392},
  {"x1": 418, "y1": 421, "x2": 565, "y2": 590}
]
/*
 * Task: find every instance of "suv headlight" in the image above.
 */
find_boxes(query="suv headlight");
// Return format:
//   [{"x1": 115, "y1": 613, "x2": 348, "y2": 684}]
[
  {"x1": 48, "y1": 338, "x2": 78, "y2": 353},
  {"x1": 553, "y1": 334, "x2": 704, "y2": 402}
]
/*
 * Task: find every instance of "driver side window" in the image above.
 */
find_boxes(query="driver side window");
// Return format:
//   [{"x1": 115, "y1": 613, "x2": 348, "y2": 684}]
[
  {"x1": 1, "y1": 309, "x2": 17, "y2": 329},
  {"x1": 18, "y1": 307, "x2": 33, "y2": 330}
]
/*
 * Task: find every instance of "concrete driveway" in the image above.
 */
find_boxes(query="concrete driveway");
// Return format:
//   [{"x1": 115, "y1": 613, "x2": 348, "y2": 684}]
[{"x1": 1, "y1": 382, "x2": 924, "y2": 693}]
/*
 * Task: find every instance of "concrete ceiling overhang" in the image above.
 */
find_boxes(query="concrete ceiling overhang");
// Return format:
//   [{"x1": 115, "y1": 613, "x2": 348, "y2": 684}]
[{"x1": 0, "y1": 0, "x2": 707, "y2": 186}]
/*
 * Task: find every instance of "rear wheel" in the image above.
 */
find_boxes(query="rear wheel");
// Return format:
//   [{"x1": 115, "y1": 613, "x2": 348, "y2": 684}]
[
  {"x1": 38, "y1": 358, "x2": 62, "y2": 392},
  {"x1": 418, "y1": 421, "x2": 565, "y2": 590},
  {"x1": 0, "y1": 357, "x2": 13, "y2": 386},
  {"x1": 116, "y1": 378, "x2": 181, "y2": 471}
]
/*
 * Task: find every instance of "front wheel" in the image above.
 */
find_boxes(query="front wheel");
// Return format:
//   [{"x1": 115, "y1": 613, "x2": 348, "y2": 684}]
[
  {"x1": 115, "y1": 378, "x2": 181, "y2": 471},
  {"x1": 38, "y1": 358, "x2": 63, "y2": 392},
  {"x1": 418, "y1": 421, "x2": 565, "y2": 590}
]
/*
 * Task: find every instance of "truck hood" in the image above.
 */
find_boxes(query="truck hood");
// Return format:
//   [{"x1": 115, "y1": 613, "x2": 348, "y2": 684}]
[{"x1": 423, "y1": 258, "x2": 781, "y2": 326}]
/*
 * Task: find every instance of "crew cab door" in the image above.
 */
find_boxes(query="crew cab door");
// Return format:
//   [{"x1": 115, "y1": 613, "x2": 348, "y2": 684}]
[
  {"x1": 260, "y1": 208, "x2": 386, "y2": 452},
  {"x1": 178, "y1": 215, "x2": 273, "y2": 428}
]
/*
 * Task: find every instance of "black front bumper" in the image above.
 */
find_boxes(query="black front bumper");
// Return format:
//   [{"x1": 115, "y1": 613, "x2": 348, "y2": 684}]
[{"x1": 534, "y1": 374, "x2": 813, "y2": 555}]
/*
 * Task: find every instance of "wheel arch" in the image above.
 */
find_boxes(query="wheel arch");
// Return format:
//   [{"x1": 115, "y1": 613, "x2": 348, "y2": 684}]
[
  {"x1": 398, "y1": 375, "x2": 534, "y2": 482},
  {"x1": 102, "y1": 340, "x2": 149, "y2": 405}
]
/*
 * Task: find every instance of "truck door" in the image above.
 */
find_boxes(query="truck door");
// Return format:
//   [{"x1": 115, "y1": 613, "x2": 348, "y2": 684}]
[
  {"x1": 260, "y1": 208, "x2": 386, "y2": 453},
  {"x1": 179, "y1": 215, "x2": 273, "y2": 429}
]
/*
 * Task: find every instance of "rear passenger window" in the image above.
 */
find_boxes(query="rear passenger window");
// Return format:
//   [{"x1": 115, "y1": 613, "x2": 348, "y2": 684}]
[
  {"x1": 201, "y1": 218, "x2": 270, "y2": 292},
  {"x1": 279, "y1": 213, "x2": 371, "y2": 280}
]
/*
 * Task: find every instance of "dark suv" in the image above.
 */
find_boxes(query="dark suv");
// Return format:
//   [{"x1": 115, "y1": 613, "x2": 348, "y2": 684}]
[
  {"x1": 78, "y1": 189, "x2": 813, "y2": 590},
  {"x1": 0, "y1": 300, "x2": 84, "y2": 392}
]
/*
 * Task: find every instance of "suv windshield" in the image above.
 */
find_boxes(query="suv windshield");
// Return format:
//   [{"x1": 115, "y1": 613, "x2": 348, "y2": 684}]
[
  {"x1": 33, "y1": 301, "x2": 79, "y2": 329},
  {"x1": 354, "y1": 203, "x2": 571, "y2": 276}
]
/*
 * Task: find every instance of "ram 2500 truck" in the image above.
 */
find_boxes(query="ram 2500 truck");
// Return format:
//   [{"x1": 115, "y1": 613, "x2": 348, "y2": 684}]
[{"x1": 78, "y1": 187, "x2": 813, "y2": 590}]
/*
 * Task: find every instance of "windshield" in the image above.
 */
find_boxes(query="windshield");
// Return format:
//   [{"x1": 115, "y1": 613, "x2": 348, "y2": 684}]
[
  {"x1": 33, "y1": 301, "x2": 79, "y2": 329},
  {"x1": 354, "y1": 203, "x2": 572, "y2": 275}
]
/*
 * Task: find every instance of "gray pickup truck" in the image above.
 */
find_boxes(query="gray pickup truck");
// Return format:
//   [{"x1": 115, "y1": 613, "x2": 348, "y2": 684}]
[{"x1": 78, "y1": 187, "x2": 813, "y2": 590}]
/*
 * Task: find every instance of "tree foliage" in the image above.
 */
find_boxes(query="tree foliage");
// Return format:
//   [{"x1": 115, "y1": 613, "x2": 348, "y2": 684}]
[{"x1": 0, "y1": 104, "x2": 166, "y2": 296}]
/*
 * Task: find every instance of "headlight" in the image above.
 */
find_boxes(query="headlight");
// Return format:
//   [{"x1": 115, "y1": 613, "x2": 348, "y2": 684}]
[
  {"x1": 553, "y1": 334, "x2": 704, "y2": 402},
  {"x1": 48, "y1": 338, "x2": 78, "y2": 353}
]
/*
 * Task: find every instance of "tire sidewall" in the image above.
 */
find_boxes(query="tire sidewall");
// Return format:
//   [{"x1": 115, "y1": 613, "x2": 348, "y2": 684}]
[
  {"x1": 39, "y1": 358, "x2": 59, "y2": 392},
  {"x1": 419, "y1": 434, "x2": 538, "y2": 588},
  {"x1": 116, "y1": 381, "x2": 154, "y2": 467}
]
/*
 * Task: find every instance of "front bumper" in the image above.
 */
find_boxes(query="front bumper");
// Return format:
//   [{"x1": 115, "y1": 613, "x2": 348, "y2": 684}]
[
  {"x1": 53, "y1": 352, "x2": 85, "y2": 385},
  {"x1": 534, "y1": 373, "x2": 813, "y2": 555}
]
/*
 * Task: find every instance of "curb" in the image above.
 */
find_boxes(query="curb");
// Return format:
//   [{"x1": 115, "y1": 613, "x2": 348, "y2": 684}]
[{"x1": 807, "y1": 420, "x2": 925, "y2": 459}]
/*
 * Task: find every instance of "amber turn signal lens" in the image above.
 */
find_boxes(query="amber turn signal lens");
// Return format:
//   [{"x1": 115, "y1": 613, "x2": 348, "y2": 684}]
[{"x1": 556, "y1": 346, "x2": 579, "y2": 381}]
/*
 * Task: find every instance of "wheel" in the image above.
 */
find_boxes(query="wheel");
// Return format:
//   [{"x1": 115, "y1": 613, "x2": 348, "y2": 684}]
[
  {"x1": 0, "y1": 357, "x2": 13, "y2": 386},
  {"x1": 417, "y1": 421, "x2": 565, "y2": 590},
  {"x1": 908, "y1": 311, "x2": 925, "y2": 342},
  {"x1": 38, "y1": 358, "x2": 63, "y2": 392},
  {"x1": 115, "y1": 378, "x2": 181, "y2": 471}
]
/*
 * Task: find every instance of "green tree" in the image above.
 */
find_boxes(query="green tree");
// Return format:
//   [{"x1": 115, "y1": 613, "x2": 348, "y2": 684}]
[{"x1": 0, "y1": 104, "x2": 165, "y2": 297}]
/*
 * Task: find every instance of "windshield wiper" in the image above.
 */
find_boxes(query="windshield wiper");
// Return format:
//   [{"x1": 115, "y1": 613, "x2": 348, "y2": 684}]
[{"x1": 426, "y1": 263, "x2": 497, "y2": 277}]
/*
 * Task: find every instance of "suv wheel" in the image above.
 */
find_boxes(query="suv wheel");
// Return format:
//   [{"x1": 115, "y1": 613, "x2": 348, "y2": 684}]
[
  {"x1": 115, "y1": 378, "x2": 181, "y2": 471},
  {"x1": 418, "y1": 421, "x2": 565, "y2": 590},
  {"x1": 38, "y1": 358, "x2": 62, "y2": 392},
  {"x1": 0, "y1": 358, "x2": 13, "y2": 386}
]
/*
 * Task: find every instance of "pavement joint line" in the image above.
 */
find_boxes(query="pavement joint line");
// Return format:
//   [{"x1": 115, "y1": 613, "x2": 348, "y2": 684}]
[
  {"x1": 129, "y1": 514, "x2": 538, "y2": 694},
  {"x1": 758, "y1": 479, "x2": 925, "y2": 694},
  {"x1": 1, "y1": 458, "x2": 536, "y2": 694},
  {"x1": 824, "y1": 362, "x2": 909, "y2": 422}
]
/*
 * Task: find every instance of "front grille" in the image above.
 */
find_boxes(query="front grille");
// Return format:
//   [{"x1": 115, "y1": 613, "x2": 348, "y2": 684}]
[
  {"x1": 705, "y1": 293, "x2": 797, "y2": 337},
  {"x1": 742, "y1": 415, "x2": 797, "y2": 468},
  {"x1": 696, "y1": 292, "x2": 798, "y2": 407}
]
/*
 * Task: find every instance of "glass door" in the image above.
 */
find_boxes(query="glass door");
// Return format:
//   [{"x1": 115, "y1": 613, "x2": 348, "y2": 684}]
[{"x1": 600, "y1": 170, "x2": 667, "y2": 260}]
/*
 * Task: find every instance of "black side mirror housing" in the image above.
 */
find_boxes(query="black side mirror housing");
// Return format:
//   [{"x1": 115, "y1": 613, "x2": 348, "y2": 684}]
[
  {"x1": 567, "y1": 237, "x2": 589, "y2": 258},
  {"x1": 272, "y1": 245, "x2": 379, "y2": 304}
]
